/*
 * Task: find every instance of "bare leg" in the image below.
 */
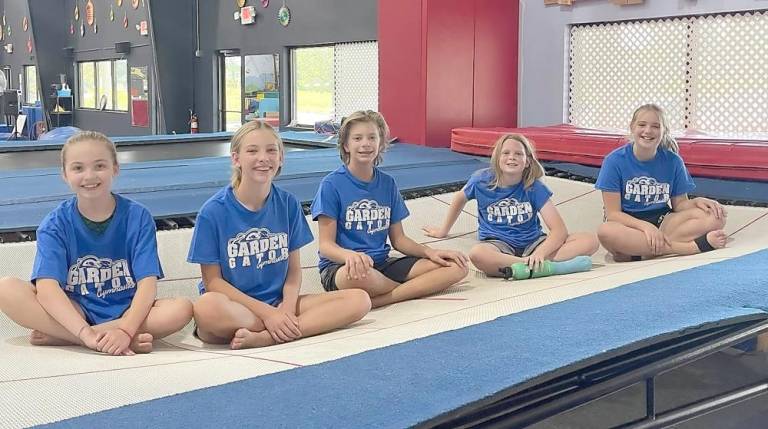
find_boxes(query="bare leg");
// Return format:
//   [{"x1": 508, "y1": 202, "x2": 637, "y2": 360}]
[
  {"x1": 548, "y1": 232, "x2": 600, "y2": 261},
  {"x1": 661, "y1": 208, "x2": 726, "y2": 243},
  {"x1": 335, "y1": 259, "x2": 467, "y2": 308},
  {"x1": 469, "y1": 243, "x2": 526, "y2": 277},
  {"x1": 228, "y1": 291, "x2": 371, "y2": 349},
  {"x1": 335, "y1": 266, "x2": 400, "y2": 297},
  {"x1": 368, "y1": 260, "x2": 468, "y2": 308},
  {"x1": 598, "y1": 218, "x2": 727, "y2": 262},
  {"x1": 192, "y1": 292, "x2": 272, "y2": 349},
  {"x1": 0, "y1": 277, "x2": 83, "y2": 345},
  {"x1": 288, "y1": 289, "x2": 370, "y2": 337},
  {"x1": 0, "y1": 277, "x2": 185, "y2": 353}
]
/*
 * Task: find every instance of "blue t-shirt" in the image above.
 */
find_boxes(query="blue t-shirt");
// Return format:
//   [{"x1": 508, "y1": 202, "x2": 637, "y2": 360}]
[
  {"x1": 595, "y1": 143, "x2": 695, "y2": 214},
  {"x1": 464, "y1": 169, "x2": 553, "y2": 248},
  {"x1": 311, "y1": 165, "x2": 409, "y2": 271},
  {"x1": 31, "y1": 194, "x2": 164, "y2": 325},
  {"x1": 187, "y1": 184, "x2": 313, "y2": 306}
]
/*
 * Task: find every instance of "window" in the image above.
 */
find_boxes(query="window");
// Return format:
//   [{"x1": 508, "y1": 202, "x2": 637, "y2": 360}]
[
  {"x1": 77, "y1": 59, "x2": 129, "y2": 111},
  {"x1": 114, "y1": 60, "x2": 128, "y2": 111},
  {"x1": 222, "y1": 55, "x2": 242, "y2": 132},
  {"x1": 23, "y1": 65, "x2": 38, "y2": 105},
  {"x1": 569, "y1": 11, "x2": 768, "y2": 136},
  {"x1": 78, "y1": 62, "x2": 96, "y2": 109},
  {"x1": 292, "y1": 46, "x2": 334, "y2": 126},
  {"x1": 291, "y1": 41, "x2": 378, "y2": 127},
  {"x1": 218, "y1": 53, "x2": 280, "y2": 132},
  {"x1": 244, "y1": 54, "x2": 280, "y2": 124}
]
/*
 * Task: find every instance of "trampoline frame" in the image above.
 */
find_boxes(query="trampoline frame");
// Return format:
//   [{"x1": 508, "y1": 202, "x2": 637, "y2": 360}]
[{"x1": 420, "y1": 317, "x2": 768, "y2": 429}]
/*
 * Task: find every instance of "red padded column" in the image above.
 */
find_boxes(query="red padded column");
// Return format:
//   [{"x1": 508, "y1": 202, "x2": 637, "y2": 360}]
[
  {"x1": 473, "y1": 0, "x2": 519, "y2": 128},
  {"x1": 379, "y1": 0, "x2": 427, "y2": 146},
  {"x1": 379, "y1": 0, "x2": 520, "y2": 147}
]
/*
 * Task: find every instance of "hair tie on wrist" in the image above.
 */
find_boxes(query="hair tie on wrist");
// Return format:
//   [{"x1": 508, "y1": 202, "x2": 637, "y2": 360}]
[
  {"x1": 77, "y1": 324, "x2": 89, "y2": 339},
  {"x1": 117, "y1": 327, "x2": 134, "y2": 340}
]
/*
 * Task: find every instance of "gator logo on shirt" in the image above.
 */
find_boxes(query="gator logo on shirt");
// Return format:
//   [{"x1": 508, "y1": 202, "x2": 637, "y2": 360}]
[
  {"x1": 66, "y1": 256, "x2": 135, "y2": 299},
  {"x1": 625, "y1": 176, "x2": 670, "y2": 205},
  {"x1": 227, "y1": 228, "x2": 289, "y2": 270},
  {"x1": 344, "y1": 199, "x2": 391, "y2": 234},
  {"x1": 486, "y1": 198, "x2": 533, "y2": 226}
]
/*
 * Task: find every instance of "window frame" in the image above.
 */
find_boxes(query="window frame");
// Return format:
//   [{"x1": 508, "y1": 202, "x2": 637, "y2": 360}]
[
  {"x1": 76, "y1": 59, "x2": 129, "y2": 112},
  {"x1": 22, "y1": 65, "x2": 38, "y2": 105}
]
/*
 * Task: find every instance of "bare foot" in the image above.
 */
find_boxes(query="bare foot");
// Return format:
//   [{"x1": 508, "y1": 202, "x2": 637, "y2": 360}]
[
  {"x1": 29, "y1": 330, "x2": 74, "y2": 346},
  {"x1": 706, "y1": 230, "x2": 728, "y2": 250},
  {"x1": 230, "y1": 328, "x2": 274, "y2": 350},
  {"x1": 130, "y1": 333, "x2": 154, "y2": 354}
]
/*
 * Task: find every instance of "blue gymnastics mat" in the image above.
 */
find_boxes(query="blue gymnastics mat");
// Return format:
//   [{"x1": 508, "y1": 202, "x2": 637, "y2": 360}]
[
  {"x1": 0, "y1": 143, "x2": 487, "y2": 231},
  {"x1": 38, "y1": 249, "x2": 768, "y2": 428},
  {"x1": 0, "y1": 132, "x2": 235, "y2": 153},
  {"x1": 0, "y1": 130, "x2": 335, "y2": 153},
  {"x1": 544, "y1": 161, "x2": 768, "y2": 204},
  {"x1": 280, "y1": 130, "x2": 338, "y2": 146}
]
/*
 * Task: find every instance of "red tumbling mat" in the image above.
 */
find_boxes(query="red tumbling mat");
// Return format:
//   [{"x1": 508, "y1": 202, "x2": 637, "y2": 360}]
[{"x1": 451, "y1": 124, "x2": 768, "y2": 181}]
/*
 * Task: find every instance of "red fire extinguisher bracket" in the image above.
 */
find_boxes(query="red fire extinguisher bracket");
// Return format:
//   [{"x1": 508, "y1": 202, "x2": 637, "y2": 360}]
[{"x1": 189, "y1": 111, "x2": 199, "y2": 134}]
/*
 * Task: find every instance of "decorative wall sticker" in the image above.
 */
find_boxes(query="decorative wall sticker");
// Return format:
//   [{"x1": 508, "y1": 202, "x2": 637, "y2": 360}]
[
  {"x1": 80, "y1": 21, "x2": 85, "y2": 36},
  {"x1": 22, "y1": 17, "x2": 28, "y2": 32},
  {"x1": 240, "y1": 6, "x2": 255, "y2": 24},
  {"x1": 74, "y1": 4, "x2": 79, "y2": 20},
  {"x1": 110, "y1": 4, "x2": 115, "y2": 21},
  {"x1": 123, "y1": 11, "x2": 128, "y2": 28},
  {"x1": 85, "y1": 0, "x2": 95, "y2": 25},
  {"x1": 132, "y1": 0, "x2": 139, "y2": 9},
  {"x1": 277, "y1": 0, "x2": 290, "y2": 26},
  {"x1": 26, "y1": 36, "x2": 32, "y2": 53},
  {"x1": 262, "y1": 0, "x2": 269, "y2": 7},
  {"x1": 117, "y1": 0, "x2": 123, "y2": 6}
]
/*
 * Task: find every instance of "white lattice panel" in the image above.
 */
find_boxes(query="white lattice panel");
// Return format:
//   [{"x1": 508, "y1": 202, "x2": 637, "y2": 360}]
[
  {"x1": 334, "y1": 41, "x2": 379, "y2": 122},
  {"x1": 688, "y1": 12, "x2": 768, "y2": 135},
  {"x1": 569, "y1": 20, "x2": 689, "y2": 131}
]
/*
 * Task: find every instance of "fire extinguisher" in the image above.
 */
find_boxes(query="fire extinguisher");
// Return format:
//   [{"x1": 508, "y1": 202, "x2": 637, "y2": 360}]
[{"x1": 189, "y1": 110, "x2": 199, "y2": 134}]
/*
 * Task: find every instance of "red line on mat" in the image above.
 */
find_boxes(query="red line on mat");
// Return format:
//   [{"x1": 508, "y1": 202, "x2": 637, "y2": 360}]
[
  {"x1": 555, "y1": 189, "x2": 596, "y2": 206},
  {"x1": 728, "y1": 212, "x2": 768, "y2": 237}
]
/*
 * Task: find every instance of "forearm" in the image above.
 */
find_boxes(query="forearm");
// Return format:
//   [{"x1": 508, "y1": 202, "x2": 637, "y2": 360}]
[
  {"x1": 204, "y1": 276, "x2": 274, "y2": 319},
  {"x1": 36, "y1": 280, "x2": 90, "y2": 336},
  {"x1": 536, "y1": 229, "x2": 567, "y2": 257},
  {"x1": 281, "y1": 270, "x2": 301, "y2": 306},
  {"x1": 673, "y1": 198, "x2": 696, "y2": 212},
  {"x1": 118, "y1": 278, "x2": 157, "y2": 336},
  {"x1": 393, "y1": 236, "x2": 430, "y2": 258},
  {"x1": 319, "y1": 240, "x2": 357, "y2": 264},
  {"x1": 439, "y1": 192, "x2": 468, "y2": 233}
]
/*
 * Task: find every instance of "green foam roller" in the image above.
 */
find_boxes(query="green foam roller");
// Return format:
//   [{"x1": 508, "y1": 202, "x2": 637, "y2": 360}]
[{"x1": 509, "y1": 255, "x2": 592, "y2": 280}]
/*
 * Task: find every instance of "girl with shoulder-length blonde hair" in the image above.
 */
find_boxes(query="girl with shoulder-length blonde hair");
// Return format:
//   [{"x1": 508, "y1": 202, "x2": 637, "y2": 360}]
[
  {"x1": 424, "y1": 133, "x2": 598, "y2": 277},
  {"x1": 488, "y1": 133, "x2": 545, "y2": 189}
]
